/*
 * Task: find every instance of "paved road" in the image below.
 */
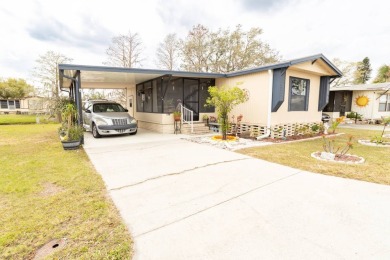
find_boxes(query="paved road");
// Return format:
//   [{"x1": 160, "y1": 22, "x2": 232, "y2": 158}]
[
  {"x1": 84, "y1": 129, "x2": 390, "y2": 260},
  {"x1": 339, "y1": 123, "x2": 390, "y2": 131}
]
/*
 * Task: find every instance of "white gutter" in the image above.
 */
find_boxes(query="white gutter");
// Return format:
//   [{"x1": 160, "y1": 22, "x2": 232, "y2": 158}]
[{"x1": 257, "y1": 69, "x2": 273, "y2": 140}]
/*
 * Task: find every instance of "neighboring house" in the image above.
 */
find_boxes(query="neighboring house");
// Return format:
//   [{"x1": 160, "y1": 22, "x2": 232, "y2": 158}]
[
  {"x1": 325, "y1": 83, "x2": 390, "y2": 121},
  {"x1": 59, "y1": 54, "x2": 341, "y2": 136},
  {"x1": 0, "y1": 96, "x2": 48, "y2": 114}
]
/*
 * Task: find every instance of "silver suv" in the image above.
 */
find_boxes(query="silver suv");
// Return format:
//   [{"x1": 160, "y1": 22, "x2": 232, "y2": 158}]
[{"x1": 83, "y1": 100, "x2": 137, "y2": 138}]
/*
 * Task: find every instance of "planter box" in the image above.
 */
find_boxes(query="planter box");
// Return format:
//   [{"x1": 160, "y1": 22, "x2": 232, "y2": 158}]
[{"x1": 61, "y1": 139, "x2": 81, "y2": 150}]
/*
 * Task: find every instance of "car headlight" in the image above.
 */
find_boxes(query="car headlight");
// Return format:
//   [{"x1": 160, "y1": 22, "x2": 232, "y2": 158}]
[
  {"x1": 95, "y1": 117, "x2": 108, "y2": 126},
  {"x1": 130, "y1": 118, "x2": 137, "y2": 124}
]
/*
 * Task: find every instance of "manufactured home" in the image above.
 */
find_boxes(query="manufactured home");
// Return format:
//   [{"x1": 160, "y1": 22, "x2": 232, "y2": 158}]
[{"x1": 59, "y1": 54, "x2": 341, "y2": 137}]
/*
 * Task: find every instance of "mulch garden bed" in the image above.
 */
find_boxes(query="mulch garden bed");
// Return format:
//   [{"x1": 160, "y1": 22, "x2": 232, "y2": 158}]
[
  {"x1": 311, "y1": 152, "x2": 365, "y2": 164},
  {"x1": 240, "y1": 133, "x2": 338, "y2": 143}
]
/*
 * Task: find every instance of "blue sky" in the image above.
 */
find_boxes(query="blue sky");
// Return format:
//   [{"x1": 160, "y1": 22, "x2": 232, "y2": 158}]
[{"x1": 1, "y1": 0, "x2": 389, "y2": 82}]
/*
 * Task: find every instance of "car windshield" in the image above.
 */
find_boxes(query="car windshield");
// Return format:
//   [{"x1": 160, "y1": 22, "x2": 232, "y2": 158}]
[{"x1": 93, "y1": 103, "x2": 126, "y2": 113}]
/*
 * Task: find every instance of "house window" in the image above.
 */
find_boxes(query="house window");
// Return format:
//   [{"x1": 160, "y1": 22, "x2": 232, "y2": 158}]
[
  {"x1": 8, "y1": 100, "x2": 15, "y2": 110},
  {"x1": 289, "y1": 77, "x2": 310, "y2": 111},
  {"x1": 0, "y1": 100, "x2": 7, "y2": 109},
  {"x1": 379, "y1": 94, "x2": 390, "y2": 112}
]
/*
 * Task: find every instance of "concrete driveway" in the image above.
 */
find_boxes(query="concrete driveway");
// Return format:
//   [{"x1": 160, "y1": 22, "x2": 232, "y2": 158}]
[{"x1": 84, "y1": 129, "x2": 390, "y2": 259}]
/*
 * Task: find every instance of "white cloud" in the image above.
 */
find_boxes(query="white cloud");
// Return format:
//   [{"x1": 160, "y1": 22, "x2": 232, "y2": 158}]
[{"x1": 0, "y1": 0, "x2": 389, "y2": 81}]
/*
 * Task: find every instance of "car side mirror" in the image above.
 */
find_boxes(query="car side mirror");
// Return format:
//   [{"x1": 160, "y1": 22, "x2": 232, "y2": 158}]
[
  {"x1": 85, "y1": 109, "x2": 91, "y2": 113},
  {"x1": 124, "y1": 109, "x2": 128, "y2": 112}
]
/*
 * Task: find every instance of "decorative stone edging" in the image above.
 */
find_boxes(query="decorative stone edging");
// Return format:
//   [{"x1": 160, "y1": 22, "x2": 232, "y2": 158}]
[
  {"x1": 358, "y1": 140, "x2": 390, "y2": 147},
  {"x1": 184, "y1": 135, "x2": 273, "y2": 151},
  {"x1": 311, "y1": 152, "x2": 365, "y2": 164}
]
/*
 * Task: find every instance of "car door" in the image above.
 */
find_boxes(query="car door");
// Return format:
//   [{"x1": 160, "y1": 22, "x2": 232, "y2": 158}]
[{"x1": 83, "y1": 103, "x2": 93, "y2": 128}]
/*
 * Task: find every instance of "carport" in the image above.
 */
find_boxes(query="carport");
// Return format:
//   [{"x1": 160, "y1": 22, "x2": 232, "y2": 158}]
[{"x1": 58, "y1": 65, "x2": 222, "y2": 136}]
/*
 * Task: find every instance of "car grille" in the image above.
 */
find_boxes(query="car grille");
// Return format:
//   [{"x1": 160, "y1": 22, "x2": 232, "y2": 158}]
[{"x1": 112, "y1": 118, "x2": 127, "y2": 125}]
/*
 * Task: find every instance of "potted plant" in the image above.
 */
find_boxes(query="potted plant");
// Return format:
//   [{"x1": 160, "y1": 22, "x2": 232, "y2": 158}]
[
  {"x1": 59, "y1": 102, "x2": 83, "y2": 150},
  {"x1": 173, "y1": 111, "x2": 181, "y2": 121},
  {"x1": 202, "y1": 114, "x2": 209, "y2": 124}
]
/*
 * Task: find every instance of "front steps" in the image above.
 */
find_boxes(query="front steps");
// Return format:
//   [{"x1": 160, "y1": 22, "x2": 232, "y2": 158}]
[{"x1": 181, "y1": 122, "x2": 212, "y2": 135}]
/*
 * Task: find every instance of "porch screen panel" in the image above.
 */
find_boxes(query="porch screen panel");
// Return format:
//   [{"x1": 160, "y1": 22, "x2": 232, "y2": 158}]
[
  {"x1": 183, "y1": 79, "x2": 199, "y2": 113},
  {"x1": 164, "y1": 78, "x2": 183, "y2": 113},
  {"x1": 15, "y1": 100, "x2": 20, "y2": 109},
  {"x1": 143, "y1": 81, "x2": 152, "y2": 113},
  {"x1": 199, "y1": 79, "x2": 215, "y2": 112},
  {"x1": 136, "y1": 84, "x2": 144, "y2": 112},
  {"x1": 152, "y1": 79, "x2": 162, "y2": 113}
]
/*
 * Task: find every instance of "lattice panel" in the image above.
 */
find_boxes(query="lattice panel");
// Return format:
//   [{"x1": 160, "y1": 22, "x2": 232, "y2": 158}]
[
  {"x1": 221, "y1": 122, "x2": 321, "y2": 139},
  {"x1": 270, "y1": 122, "x2": 322, "y2": 139}
]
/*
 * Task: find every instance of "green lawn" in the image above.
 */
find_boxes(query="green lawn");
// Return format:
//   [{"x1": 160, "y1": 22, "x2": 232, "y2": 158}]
[
  {"x1": 0, "y1": 114, "x2": 54, "y2": 125},
  {"x1": 238, "y1": 128, "x2": 390, "y2": 185},
  {"x1": 0, "y1": 124, "x2": 133, "y2": 259}
]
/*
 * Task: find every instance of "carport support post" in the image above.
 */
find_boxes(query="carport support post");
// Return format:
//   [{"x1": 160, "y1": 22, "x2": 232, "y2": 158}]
[{"x1": 75, "y1": 70, "x2": 84, "y2": 144}]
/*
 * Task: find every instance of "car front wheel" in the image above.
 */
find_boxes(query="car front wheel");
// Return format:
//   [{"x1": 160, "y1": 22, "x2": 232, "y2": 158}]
[{"x1": 92, "y1": 123, "x2": 101, "y2": 138}]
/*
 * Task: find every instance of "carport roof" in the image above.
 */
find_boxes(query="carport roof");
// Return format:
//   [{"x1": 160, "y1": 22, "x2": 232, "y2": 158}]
[
  {"x1": 59, "y1": 64, "x2": 225, "y2": 89},
  {"x1": 59, "y1": 53, "x2": 342, "y2": 89}
]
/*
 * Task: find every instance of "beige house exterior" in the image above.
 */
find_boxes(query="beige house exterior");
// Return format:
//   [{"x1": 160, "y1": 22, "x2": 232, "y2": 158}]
[
  {"x1": 0, "y1": 96, "x2": 48, "y2": 114},
  {"x1": 59, "y1": 54, "x2": 341, "y2": 137}
]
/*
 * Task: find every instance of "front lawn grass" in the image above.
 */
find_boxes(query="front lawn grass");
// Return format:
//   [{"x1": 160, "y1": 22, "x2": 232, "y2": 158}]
[
  {"x1": 238, "y1": 128, "x2": 390, "y2": 185},
  {"x1": 0, "y1": 124, "x2": 133, "y2": 259},
  {"x1": 0, "y1": 114, "x2": 53, "y2": 125}
]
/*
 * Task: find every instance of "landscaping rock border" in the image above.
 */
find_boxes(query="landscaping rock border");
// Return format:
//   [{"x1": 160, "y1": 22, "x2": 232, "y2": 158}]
[
  {"x1": 311, "y1": 152, "x2": 365, "y2": 164},
  {"x1": 184, "y1": 135, "x2": 273, "y2": 151},
  {"x1": 358, "y1": 139, "x2": 390, "y2": 147}
]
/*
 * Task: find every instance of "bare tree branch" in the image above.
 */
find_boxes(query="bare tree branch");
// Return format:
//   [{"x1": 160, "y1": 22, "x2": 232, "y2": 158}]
[{"x1": 104, "y1": 31, "x2": 144, "y2": 68}]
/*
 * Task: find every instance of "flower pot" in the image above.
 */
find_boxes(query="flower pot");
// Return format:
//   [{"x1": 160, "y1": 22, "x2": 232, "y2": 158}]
[
  {"x1": 61, "y1": 139, "x2": 81, "y2": 150},
  {"x1": 174, "y1": 115, "x2": 181, "y2": 121}
]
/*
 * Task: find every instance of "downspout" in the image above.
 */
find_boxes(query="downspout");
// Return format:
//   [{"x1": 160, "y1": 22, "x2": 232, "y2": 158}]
[{"x1": 257, "y1": 69, "x2": 273, "y2": 140}]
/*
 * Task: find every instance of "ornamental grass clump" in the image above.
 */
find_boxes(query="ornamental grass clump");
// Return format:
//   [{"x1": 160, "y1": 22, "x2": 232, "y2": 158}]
[{"x1": 322, "y1": 135, "x2": 354, "y2": 156}]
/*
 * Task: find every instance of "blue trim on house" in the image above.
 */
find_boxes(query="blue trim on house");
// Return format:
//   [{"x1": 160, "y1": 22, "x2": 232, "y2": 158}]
[
  {"x1": 318, "y1": 76, "x2": 330, "y2": 111},
  {"x1": 271, "y1": 67, "x2": 288, "y2": 112}
]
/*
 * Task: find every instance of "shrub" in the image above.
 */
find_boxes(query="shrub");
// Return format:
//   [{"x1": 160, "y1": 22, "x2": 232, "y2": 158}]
[
  {"x1": 329, "y1": 116, "x2": 345, "y2": 134},
  {"x1": 311, "y1": 124, "x2": 320, "y2": 133},
  {"x1": 322, "y1": 135, "x2": 354, "y2": 156},
  {"x1": 346, "y1": 111, "x2": 362, "y2": 120}
]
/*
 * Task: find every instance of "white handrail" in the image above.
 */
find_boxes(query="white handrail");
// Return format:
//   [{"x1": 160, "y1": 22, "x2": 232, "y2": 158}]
[{"x1": 180, "y1": 104, "x2": 193, "y2": 133}]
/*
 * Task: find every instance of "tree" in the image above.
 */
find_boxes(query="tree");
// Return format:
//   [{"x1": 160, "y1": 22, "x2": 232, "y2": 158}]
[
  {"x1": 205, "y1": 85, "x2": 248, "y2": 140},
  {"x1": 33, "y1": 51, "x2": 73, "y2": 98},
  {"x1": 82, "y1": 89, "x2": 126, "y2": 107},
  {"x1": 373, "y1": 65, "x2": 390, "y2": 83},
  {"x1": 180, "y1": 24, "x2": 212, "y2": 72},
  {"x1": 32, "y1": 51, "x2": 73, "y2": 120},
  {"x1": 82, "y1": 89, "x2": 106, "y2": 101},
  {"x1": 331, "y1": 58, "x2": 356, "y2": 87},
  {"x1": 209, "y1": 25, "x2": 280, "y2": 72},
  {"x1": 156, "y1": 33, "x2": 180, "y2": 70},
  {"x1": 353, "y1": 57, "x2": 372, "y2": 84},
  {"x1": 180, "y1": 24, "x2": 280, "y2": 73},
  {"x1": 0, "y1": 78, "x2": 34, "y2": 99},
  {"x1": 105, "y1": 31, "x2": 143, "y2": 68}
]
